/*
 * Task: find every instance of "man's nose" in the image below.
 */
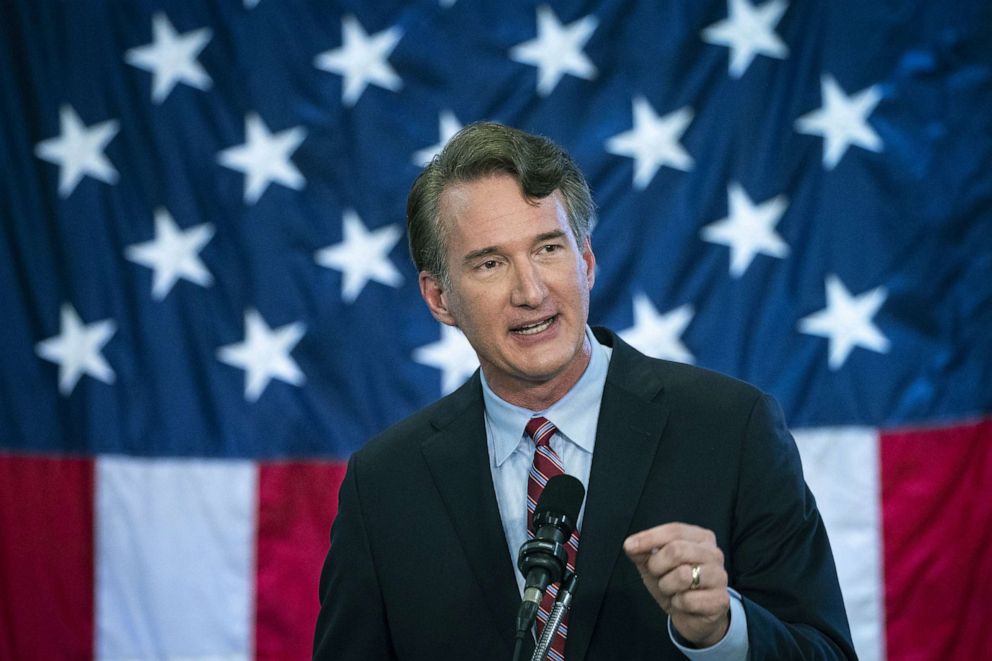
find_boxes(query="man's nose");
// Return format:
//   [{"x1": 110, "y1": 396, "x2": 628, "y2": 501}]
[{"x1": 510, "y1": 260, "x2": 547, "y2": 308}]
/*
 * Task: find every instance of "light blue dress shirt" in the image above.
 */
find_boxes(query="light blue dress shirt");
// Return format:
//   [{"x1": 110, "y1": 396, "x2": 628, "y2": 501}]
[{"x1": 480, "y1": 327, "x2": 748, "y2": 659}]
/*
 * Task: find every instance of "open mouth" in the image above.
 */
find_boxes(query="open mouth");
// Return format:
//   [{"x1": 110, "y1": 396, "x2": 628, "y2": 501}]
[{"x1": 512, "y1": 315, "x2": 557, "y2": 336}]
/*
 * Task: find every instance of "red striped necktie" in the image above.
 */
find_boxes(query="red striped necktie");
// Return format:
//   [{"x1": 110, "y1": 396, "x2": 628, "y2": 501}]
[{"x1": 525, "y1": 416, "x2": 578, "y2": 661}]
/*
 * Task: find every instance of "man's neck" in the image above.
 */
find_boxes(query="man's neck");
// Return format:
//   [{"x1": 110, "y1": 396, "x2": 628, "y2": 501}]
[{"x1": 482, "y1": 336, "x2": 593, "y2": 411}]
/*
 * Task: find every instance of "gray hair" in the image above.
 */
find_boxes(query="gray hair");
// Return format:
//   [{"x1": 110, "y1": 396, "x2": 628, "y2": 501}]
[{"x1": 406, "y1": 121, "x2": 595, "y2": 282}]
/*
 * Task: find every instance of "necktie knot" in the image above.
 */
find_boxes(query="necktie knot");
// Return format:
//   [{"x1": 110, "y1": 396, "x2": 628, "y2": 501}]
[{"x1": 525, "y1": 416, "x2": 556, "y2": 448}]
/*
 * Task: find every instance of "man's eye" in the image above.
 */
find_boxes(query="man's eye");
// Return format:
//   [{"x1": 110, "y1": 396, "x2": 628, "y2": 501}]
[
  {"x1": 480, "y1": 259, "x2": 499, "y2": 270},
  {"x1": 541, "y1": 244, "x2": 562, "y2": 254}
]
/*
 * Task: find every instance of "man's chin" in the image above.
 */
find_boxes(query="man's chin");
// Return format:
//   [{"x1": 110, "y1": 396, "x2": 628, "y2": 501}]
[
  {"x1": 511, "y1": 353, "x2": 584, "y2": 387},
  {"x1": 483, "y1": 358, "x2": 563, "y2": 387}
]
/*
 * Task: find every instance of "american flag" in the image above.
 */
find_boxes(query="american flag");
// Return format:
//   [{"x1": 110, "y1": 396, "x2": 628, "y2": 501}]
[{"x1": 1, "y1": 1, "x2": 990, "y2": 659}]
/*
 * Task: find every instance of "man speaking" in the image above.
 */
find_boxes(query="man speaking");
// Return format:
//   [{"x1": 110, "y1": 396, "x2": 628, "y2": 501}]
[{"x1": 313, "y1": 122, "x2": 856, "y2": 660}]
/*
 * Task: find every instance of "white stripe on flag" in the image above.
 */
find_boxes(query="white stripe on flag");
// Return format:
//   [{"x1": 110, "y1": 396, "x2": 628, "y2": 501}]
[
  {"x1": 95, "y1": 456, "x2": 257, "y2": 661},
  {"x1": 794, "y1": 427, "x2": 885, "y2": 661}
]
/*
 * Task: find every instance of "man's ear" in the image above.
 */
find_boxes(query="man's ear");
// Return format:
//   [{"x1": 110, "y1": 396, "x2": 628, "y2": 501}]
[
  {"x1": 581, "y1": 237, "x2": 596, "y2": 290},
  {"x1": 419, "y1": 271, "x2": 457, "y2": 326}
]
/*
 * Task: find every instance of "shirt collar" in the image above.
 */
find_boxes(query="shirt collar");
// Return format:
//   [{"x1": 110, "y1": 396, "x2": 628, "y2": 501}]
[{"x1": 482, "y1": 326, "x2": 611, "y2": 467}]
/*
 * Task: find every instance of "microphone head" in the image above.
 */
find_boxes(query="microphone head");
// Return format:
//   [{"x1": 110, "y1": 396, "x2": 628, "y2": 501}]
[{"x1": 533, "y1": 474, "x2": 585, "y2": 532}]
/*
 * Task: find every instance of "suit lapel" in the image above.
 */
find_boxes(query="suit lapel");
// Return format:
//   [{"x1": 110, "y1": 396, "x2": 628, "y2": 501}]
[
  {"x1": 419, "y1": 374, "x2": 525, "y2": 654},
  {"x1": 568, "y1": 332, "x2": 670, "y2": 661}
]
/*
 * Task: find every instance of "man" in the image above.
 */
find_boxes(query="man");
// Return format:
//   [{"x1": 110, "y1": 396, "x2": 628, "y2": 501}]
[{"x1": 313, "y1": 122, "x2": 856, "y2": 660}]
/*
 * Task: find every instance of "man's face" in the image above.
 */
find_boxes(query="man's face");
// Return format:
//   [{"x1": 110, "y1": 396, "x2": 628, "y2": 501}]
[{"x1": 419, "y1": 173, "x2": 596, "y2": 406}]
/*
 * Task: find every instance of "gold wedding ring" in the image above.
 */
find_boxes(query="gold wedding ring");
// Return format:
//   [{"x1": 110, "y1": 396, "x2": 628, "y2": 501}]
[{"x1": 690, "y1": 564, "x2": 701, "y2": 590}]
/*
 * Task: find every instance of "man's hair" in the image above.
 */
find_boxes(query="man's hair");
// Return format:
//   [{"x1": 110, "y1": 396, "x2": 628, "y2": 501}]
[{"x1": 407, "y1": 121, "x2": 596, "y2": 282}]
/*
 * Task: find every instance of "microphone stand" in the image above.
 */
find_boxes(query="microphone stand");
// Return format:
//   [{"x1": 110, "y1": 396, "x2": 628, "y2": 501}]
[{"x1": 530, "y1": 571, "x2": 578, "y2": 661}]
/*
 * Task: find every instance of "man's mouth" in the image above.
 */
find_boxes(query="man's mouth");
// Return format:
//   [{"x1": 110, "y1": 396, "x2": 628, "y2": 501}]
[{"x1": 512, "y1": 315, "x2": 557, "y2": 336}]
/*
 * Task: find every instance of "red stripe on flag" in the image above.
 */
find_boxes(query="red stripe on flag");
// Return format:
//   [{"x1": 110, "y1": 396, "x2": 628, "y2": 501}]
[
  {"x1": 881, "y1": 417, "x2": 992, "y2": 660},
  {"x1": 254, "y1": 460, "x2": 347, "y2": 659},
  {"x1": 0, "y1": 454, "x2": 94, "y2": 659}
]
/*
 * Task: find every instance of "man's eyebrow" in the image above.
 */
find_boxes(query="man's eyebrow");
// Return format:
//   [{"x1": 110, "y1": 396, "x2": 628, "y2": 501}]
[
  {"x1": 534, "y1": 230, "x2": 567, "y2": 243},
  {"x1": 462, "y1": 246, "x2": 499, "y2": 263}
]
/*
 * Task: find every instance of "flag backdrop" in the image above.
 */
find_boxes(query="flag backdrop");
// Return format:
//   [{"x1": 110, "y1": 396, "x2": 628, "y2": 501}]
[{"x1": 1, "y1": 0, "x2": 990, "y2": 659}]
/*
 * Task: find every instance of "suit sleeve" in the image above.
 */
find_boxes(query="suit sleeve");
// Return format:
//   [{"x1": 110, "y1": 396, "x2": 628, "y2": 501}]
[
  {"x1": 731, "y1": 393, "x2": 858, "y2": 660},
  {"x1": 313, "y1": 454, "x2": 397, "y2": 660}
]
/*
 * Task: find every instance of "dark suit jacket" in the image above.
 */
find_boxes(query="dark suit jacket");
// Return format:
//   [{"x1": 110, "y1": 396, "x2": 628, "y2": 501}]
[{"x1": 314, "y1": 328, "x2": 857, "y2": 660}]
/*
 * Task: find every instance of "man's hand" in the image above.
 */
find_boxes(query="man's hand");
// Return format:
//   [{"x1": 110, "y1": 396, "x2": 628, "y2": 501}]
[{"x1": 623, "y1": 523, "x2": 731, "y2": 648}]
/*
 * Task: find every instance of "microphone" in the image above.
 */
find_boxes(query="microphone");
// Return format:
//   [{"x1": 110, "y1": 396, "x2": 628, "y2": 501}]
[{"x1": 514, "y1": 474, "x2": 585, "y2": 640}]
